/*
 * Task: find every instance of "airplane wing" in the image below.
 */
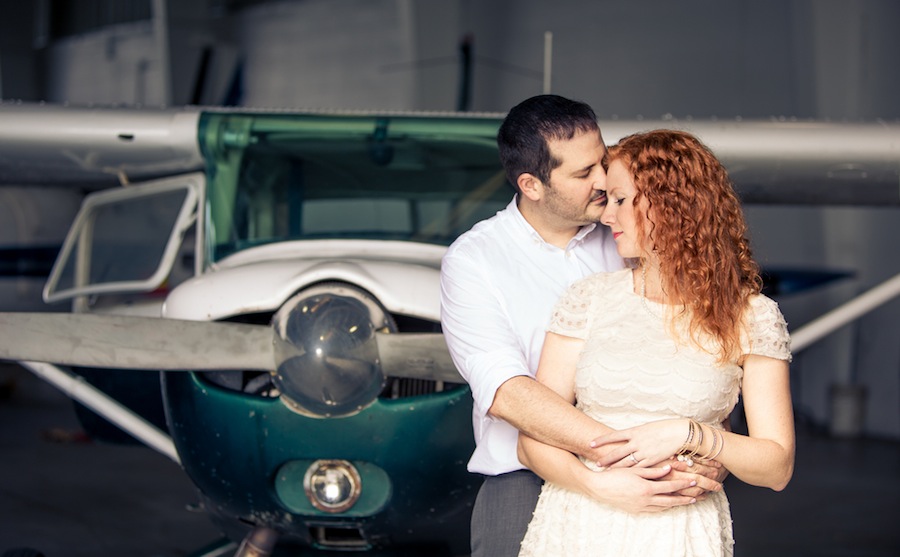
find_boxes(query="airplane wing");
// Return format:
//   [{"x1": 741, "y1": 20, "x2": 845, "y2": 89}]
[
  {"x1": 2, "y1": 102, "x2": 899, "y2": 203},
  {"x1": 0, "y1": 103, "x2": 204, "y2": 188},
  {"x1": 599, "y1": 119, "x2": 900, "y2": 206}
]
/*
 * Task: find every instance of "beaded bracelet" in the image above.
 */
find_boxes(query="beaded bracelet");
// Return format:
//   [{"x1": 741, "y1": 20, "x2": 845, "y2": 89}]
[
  {"x1": 708, "y1": 428, "x2": 725, "y2": 460},
  {"x1": 688, "y1": 422, "x2": 704, "y2": 459},
  {"x1": 694, "y1": 427, "x2": 726, "y2": 463}
]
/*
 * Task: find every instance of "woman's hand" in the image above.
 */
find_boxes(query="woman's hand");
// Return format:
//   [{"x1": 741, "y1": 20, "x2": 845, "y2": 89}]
[{"x1": 590, "y1": 418, "x2": 689, "y2": 468}]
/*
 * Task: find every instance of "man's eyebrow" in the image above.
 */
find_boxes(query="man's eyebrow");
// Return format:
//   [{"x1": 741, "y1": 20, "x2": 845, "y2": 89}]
[{"x1": 571, "y1": 162, "x2": 596, "y2": 175}]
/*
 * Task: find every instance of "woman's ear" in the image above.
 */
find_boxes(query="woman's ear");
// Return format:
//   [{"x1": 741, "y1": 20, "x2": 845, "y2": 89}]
[{"x1": 518, "y1": 173, "x2": 543, "y2": 202}]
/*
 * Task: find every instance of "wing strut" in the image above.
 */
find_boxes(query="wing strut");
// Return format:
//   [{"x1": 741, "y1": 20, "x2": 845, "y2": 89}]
[
  {"x1": 790, "y1": 271, "x2": 900, "y2": 353},
  {"x1": 19, "y1": 361, "x2": 180, "y2": 464}
]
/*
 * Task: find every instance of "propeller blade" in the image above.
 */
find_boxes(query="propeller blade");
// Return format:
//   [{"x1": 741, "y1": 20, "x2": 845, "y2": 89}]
[
  {"x1": 0, "y1": 312, "x2": 275, "y2": 371},
  {"x1": 375, "y1": 332, "x2": 464, "y2": 384}
]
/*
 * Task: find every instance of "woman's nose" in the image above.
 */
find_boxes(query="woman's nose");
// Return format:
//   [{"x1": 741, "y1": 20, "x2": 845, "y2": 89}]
[{"x1": 600, "y1": 204, "x2": 614, "y2": 226}]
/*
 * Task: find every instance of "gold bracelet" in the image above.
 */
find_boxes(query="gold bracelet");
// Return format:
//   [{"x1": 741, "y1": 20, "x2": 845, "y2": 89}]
[
  {"x1": 677, "y1": 419, "x2": 695, "y2": 455},
  {"x1": 708, "y1": 428, "x2": 725, "y2": 460},
  {"x1": 698, "y1": 425, "x2": 718, "y2": 461}
]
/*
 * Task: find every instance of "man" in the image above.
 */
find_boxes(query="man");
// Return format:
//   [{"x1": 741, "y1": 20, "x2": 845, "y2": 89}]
[{"x1": 440, "y1": 95, "x2": 721, "y2": 557}]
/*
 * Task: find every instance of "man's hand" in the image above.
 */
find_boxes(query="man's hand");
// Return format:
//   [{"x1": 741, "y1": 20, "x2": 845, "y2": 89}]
[
  {"x1": 581, "y1": 465, "x2": 700, "y2": 513},
  {"x1": 663, "y1": 458, "x2": 724, "y2": 499}
]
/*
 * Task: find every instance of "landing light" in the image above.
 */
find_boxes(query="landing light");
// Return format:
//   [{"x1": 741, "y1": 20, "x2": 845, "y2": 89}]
[{"x1": 304, "y1": 459, "x2": 362, "y2": 513}]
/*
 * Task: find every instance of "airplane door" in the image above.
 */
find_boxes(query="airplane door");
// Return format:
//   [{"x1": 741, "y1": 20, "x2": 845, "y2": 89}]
[{"x1": 43, "y1": 173, "x2": 202, "y2": 306}]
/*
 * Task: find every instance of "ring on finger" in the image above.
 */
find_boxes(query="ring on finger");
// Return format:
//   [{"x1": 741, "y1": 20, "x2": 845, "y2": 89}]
[{"x1": 629, "y1": 453, "x2": 638, "y2": 464}]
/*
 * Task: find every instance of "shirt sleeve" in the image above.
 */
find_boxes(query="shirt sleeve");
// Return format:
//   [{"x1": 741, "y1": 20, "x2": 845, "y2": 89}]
[
  {"x1": 440, "y1": 245, "x2": 531, "y2": 422},
  {"x1": 548, "y1": 276, "x2": 594, "y2": 340},
  {"x1": 745, "y1": 295, "x2": 793, "y2": 362}
]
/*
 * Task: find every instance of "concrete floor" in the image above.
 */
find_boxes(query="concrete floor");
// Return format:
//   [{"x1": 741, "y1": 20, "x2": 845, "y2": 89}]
[
  {"x1": 727, "y1": 425, "x2": 900, "y2": 556},
  {"x1": 0, "y1": 367, "x2": 223, "y2": 557},
  {"x1": 1, "y1": 365, "x2": 898, "y2": 557}
]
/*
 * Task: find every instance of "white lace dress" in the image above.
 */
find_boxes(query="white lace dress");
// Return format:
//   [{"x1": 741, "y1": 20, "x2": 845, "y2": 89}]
[{"x1": 518, "y1": 269, "x2": 791, "y2": 557}]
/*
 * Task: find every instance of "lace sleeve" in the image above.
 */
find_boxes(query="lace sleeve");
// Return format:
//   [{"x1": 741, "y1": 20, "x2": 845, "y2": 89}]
[
  {"x1": 548, "y1": 277, "x2": 595, "y2": 340},
  {"x1": 746, "y1": 295, "x2": 792, "y2": 362}
]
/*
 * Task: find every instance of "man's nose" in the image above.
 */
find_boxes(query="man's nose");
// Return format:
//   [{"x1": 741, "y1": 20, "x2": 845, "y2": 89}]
[{"x1": 592, "y1": 168, "x2": 607, "y2": 190}]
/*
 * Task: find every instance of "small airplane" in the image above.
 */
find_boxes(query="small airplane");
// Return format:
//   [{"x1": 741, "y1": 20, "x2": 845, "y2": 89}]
[{"x1": 1, "y1": 101, "x2": 899, "y2": 556}]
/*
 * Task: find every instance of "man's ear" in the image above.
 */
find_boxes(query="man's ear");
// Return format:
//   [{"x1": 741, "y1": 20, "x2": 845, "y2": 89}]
[{"x1": 518, "y1": 173, "x2": 543, "y2": 202}]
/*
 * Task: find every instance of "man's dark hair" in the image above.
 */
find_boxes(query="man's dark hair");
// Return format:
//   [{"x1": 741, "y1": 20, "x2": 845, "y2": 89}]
[{"x1": 497, "y1": 94, "x2": 599, "y2": 191}]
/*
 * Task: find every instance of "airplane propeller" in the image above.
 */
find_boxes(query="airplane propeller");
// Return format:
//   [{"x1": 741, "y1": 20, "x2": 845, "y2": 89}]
[
  {"x1": 0, "y1": 306, "x2": 463, "y2": 418},
  {"x1": 0, "y1": 312, "x2": 274, "y2": 371}
]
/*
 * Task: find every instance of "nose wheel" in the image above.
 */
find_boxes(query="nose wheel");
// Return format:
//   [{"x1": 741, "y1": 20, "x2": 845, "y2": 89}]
[{"x1": 233, "y1": 526, "x2": 279, "y2": 557}]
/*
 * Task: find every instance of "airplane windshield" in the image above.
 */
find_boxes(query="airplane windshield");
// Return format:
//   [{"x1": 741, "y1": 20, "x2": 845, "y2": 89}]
[{"x1": 199, "y1": 113, "x2": 512, "y2": 262}]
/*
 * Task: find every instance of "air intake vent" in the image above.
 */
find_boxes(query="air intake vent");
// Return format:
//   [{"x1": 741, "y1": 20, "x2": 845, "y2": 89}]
[
  {"x1": 309, "y1": 525, "x2": 369, "y2": 550},
  {"x1": 383, "y1": 377, "x2": 459, "y2": 398}
]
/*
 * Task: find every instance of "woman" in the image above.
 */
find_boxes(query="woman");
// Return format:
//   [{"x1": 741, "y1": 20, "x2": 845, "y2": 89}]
[{"x1": 518, "y1": 130, "x2": 794, "y2": 557}]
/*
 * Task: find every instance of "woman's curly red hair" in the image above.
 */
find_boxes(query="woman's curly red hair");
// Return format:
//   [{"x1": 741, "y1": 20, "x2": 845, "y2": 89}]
[{"x1": 605, "y1": 129, "x2": 762, "y2": 363}]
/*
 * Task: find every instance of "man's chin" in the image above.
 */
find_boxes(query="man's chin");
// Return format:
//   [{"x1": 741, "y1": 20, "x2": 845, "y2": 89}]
[{"x1": 584, "y1": 209, "x2": 605, "y2": 224}]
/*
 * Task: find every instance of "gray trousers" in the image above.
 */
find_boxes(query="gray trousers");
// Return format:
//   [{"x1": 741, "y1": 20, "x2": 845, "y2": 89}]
[{"x1": 470, "y1": 470, "x2": 543, "y2": 557}]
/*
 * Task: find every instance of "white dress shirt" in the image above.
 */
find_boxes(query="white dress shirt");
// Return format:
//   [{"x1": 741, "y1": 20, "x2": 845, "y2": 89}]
[{"x1": 440, "y1": 197, "x2": 623, "y2": 475}]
